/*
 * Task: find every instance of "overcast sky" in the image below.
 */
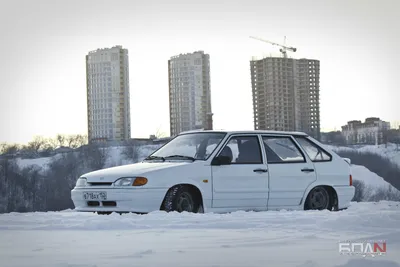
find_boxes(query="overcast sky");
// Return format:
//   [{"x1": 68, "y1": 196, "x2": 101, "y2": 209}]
[{"x1": 0, "y1": 0, "x2": 399, "y2": 144}]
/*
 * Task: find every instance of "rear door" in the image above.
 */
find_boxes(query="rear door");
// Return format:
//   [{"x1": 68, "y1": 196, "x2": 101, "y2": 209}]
[
  {"x1": 293, "y1": 136, "x2": 346, "y2": 184},
  {"x1": 262, "y1": 135, "x2": 317, "y2": 209}
]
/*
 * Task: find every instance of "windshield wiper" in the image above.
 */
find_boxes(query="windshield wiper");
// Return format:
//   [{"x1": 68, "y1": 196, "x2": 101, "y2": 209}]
[
  {"x1": 144, "y1": 155, "x2": 165, "y2": 161},
  {"x1": 164, "y1": 155, "x2": 196, "y2": 161}
]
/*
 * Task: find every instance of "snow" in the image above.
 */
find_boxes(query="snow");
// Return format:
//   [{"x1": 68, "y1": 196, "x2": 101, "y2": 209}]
[
  {"x1": 1, "y1": 201, "x2": 400, "y2": 266},
  {"x1": 15, "y1": 157, "x2": 52, "y2": 172}
]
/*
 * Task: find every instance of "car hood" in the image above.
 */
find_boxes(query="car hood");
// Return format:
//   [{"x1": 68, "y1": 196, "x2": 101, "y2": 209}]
[{"x1": 82, "y1": 161, "x2": 189, "y2": 183}]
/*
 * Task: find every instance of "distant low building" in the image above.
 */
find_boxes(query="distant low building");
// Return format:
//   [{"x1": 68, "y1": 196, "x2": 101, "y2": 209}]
[{"x1": 341, "y1": 117, "x2": 390, "y2": 145}]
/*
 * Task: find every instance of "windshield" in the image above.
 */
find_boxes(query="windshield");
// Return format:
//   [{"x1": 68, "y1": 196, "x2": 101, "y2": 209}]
[{"x1": 147, "y1": 132, "x2": 227, "y2": 161}]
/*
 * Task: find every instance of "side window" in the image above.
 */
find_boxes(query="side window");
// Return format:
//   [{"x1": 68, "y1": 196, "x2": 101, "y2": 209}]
[
  {"x1": 295, "y1": 137, "x2": 332, "y2": 162},
  {"x1": 204, "y1": 138, "x2": 222, "y2": 158},
  {"x1": 219, "y1": 136, "x2": 263, "y2": 164},
  {"x1": 262, "y1": 136, "x2": 306, "y2": 163}
]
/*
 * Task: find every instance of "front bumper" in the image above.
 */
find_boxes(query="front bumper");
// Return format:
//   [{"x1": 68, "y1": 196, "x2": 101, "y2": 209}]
[
  {"x1": 333, "y1": 185, "x2": 355, "y2": 210},
  {"x1": 71, "y1": 187, "x2": 168, "y2": 213}
]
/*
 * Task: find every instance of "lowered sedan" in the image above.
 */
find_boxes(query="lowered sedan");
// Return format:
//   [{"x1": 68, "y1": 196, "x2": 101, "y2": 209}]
[{"x1": 71, "y1": 130, "x2": 355, "y2": 214}]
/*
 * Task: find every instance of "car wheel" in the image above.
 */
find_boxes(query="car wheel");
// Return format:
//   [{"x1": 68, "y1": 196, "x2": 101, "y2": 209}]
[
  {"x1": 163, "y1": 185, "x2": 200, "y2": 213},
  {"x1": 305, "y1": 186, "x2": 330, "y2": 210}
]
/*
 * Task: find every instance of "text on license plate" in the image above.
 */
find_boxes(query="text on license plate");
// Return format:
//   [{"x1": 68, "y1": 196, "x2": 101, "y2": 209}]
[{"x1": 83, "y1": 192, "x2": 107, "y2": 200}]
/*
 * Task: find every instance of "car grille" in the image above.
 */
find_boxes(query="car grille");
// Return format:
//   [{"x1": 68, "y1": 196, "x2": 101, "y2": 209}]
[{"x1": 87, "y1": 182, "x2": 113, "y2": 186}]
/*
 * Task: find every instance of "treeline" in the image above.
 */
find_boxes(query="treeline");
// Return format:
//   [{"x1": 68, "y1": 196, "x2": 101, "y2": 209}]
[
  {"x1": 0, "y1": 134, "x2": 88, "y2": 158},
  {"x1": 0, "y1": 142, "x2": 144, "y2": 213}
]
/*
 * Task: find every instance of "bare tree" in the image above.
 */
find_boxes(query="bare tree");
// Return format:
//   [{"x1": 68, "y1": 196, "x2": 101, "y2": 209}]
[
  {"x1": 0, "y1": 143, "x2": 6, "y2": 154},
  {"x1": 352, "y1": 180, "x2": 366, "y2": 202},
  {"x1": 66, "y1": 135, "x2": 76, "y2": 148},
  {"x1": 56, "y1": 134, "x2": 67, "y2": 147},
  {"x1": 21, "y1": 165, "x2": 43, "y2": 211},
  {"x1": 80, "y1": 143, "x2": 109, "y2": 171},
  {"x1": 66, "y1": 134, "x2": 88, "y2": 148},
  {"x1": 45, "y1": 152, "x2": 82, "y2": 211},
  {"x1": 75, "y1": 134, "x2": 88, "y2": 147},
  {"x1": 122, "y1": 140, "x2": 141, "y2": 163},
  {"x1": 26, "y1": 136, "x2": 46, "y2": 155},
  {"x1": 369, "y1": 186, "x2": 400, "y2": 202},
  {"x1": 0, "y1": 143, "x2": 20, "y2": 155},
  {"x1": 46, "y1": 137, "x2": 59, "y2": 150},
  {"x1": 155, "y1": 126, "x2": 167, "y2": 139}
]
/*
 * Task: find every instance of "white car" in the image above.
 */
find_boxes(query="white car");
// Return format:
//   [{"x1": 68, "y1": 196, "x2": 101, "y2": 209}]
[{"x1": 71, "y1": 130, "x2": 355, "y2": 214}]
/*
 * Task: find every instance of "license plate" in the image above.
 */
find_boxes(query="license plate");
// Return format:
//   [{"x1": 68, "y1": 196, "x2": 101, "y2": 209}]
[{"x1": 83, "y1": 192, "x2": 107, "y2": 200}]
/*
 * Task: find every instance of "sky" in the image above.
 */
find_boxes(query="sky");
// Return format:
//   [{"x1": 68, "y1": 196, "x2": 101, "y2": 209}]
[{"x1": 0, "y1": 0, "x2": 399, "y2": 144}]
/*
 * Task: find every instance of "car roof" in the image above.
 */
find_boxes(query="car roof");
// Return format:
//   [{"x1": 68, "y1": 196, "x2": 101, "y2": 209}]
[{"x1": 179, "y1": 129, "x2": 308, "y2": 137}]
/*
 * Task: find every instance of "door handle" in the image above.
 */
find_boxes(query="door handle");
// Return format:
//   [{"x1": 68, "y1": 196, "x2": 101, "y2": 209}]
[
  {"x1": 301, "y1": 168, "x2": 314, "y2": 173},
  {"x1": 253, "y1": 168, "x2": 268, "y2": 173}
]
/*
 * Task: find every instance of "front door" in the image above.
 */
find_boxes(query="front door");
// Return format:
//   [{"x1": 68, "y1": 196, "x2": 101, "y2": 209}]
[
  {"x1": 261, "y1": 135, "x2": 317, "y2": 209},
  {"x1": 211, "y1": 135, "x2": 269, "y2": 209}
]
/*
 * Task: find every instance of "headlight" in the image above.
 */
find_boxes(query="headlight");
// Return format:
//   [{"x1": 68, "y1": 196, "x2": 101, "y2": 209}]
[
  {"x1": 113, "y1": 177, "x2": 148, "y2": 186},
  {"x1": 76, "y1": 177, "x2": 87, "y2": 187}
]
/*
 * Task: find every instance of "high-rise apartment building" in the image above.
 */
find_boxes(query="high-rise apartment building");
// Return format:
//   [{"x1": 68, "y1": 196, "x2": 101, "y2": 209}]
[
  {"x1": 250, "y1": 57, "x2": 320, "y2": 140},
  {"x1": 86, "y1": 45, "x2": 131, "y2": 143},
  {"x1": 168, "y1": 51, "x2": 213, "y2": 136}
]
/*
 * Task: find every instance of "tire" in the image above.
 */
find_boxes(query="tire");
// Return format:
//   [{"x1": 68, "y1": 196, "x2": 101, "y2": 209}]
[
  {"x1": 162, "y1": 185, "x2": 200, "y2": 213},
  {"x1": 305, "y1": 186, "x2": 331, "y2": 210}
]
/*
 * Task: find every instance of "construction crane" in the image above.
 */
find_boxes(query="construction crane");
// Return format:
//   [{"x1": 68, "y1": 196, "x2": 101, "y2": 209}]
[{"x1": 249, "y1": 36, "x2": 297, "y2": 58}]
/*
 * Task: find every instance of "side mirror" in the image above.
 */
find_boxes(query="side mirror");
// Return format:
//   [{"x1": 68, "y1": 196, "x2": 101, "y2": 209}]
[{"x1": 211, "y1": 155, "x2": 232, "y2": 166}]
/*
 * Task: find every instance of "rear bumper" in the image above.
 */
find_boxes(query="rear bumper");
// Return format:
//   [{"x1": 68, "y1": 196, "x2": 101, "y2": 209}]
[
  {"x1": 333, "y1": 185, "x2": 355, "y2": 210},
  {"x1": 71, "y1": 187, "x2": 167, "y2": 213}
]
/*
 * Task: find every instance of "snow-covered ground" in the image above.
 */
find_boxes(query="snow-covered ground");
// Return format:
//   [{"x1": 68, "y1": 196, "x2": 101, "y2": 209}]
[{"x1": 1, "y1": 201, "x2": 400, "y2": 267}]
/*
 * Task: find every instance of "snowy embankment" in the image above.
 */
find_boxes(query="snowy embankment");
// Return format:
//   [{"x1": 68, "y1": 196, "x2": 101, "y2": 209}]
[
  {"x1": 351, "y1": 164, "x2": 400, "y2": 199},
  {"x1": 329, "y1": 143, "x2": 400, "y2": 168},
  {"x1": 1, "y1": 202, "x2": 400, "y2": 267}
]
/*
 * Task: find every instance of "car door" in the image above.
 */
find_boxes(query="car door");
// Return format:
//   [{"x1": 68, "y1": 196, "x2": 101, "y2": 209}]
[
  {"x1": 211, "y1": 134, "x2": 269, "y2": 209},
  {"x1": 262, "y1": 135, "x2": 317, "y2": 209}
]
